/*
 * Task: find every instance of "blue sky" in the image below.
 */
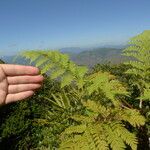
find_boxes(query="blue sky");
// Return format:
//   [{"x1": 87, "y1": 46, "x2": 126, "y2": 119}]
[{"x1": 0, "y1": 0, "x2": 150, "y2": 55}]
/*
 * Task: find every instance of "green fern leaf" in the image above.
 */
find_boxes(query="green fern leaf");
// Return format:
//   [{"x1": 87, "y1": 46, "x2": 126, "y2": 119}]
[
  {"x1": 61, "y1": 74, "x2": 75, "y2": 88},
  {"x1": 50, "y1": 68, "x2": 66, "y2": 79}
]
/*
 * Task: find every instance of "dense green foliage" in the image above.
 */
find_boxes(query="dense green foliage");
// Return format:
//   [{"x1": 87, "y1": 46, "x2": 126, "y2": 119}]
[
  {"x1": 0, "y1": 77, "x2": 59, "y2": 149},
  {"x1": 0, "y1": 30, "x2": 150, "y2": 150}
]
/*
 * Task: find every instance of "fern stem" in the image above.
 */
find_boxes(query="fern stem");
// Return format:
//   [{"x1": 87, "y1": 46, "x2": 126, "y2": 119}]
[
  {"x1": 121, "y1": 99, "x2": 133, "y2": 109},
  {"x1": 139, "y1": 99, "x2": 143, "y2": 109}
]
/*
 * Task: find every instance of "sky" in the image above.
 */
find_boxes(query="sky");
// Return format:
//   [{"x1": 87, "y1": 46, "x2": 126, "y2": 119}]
[{"x1": 0, "y1": 0, "x2": 150, "y2": 55}]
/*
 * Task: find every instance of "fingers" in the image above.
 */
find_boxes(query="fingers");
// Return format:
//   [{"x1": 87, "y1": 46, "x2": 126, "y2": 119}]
[
  {"x1": 8, "y1": 84, "x2": 41, "y2": 94},
  {"x1": 0, "y1": 89, "x2": 7, "y2": 105},
  {"x1": 7, "y1": 75, "x2": 44, "y2": 84},
  {"x1": 5, "y1": 91, "x2": 34, "y2": 104},
  {"x1": 0, "y1": 64, "x2": 44, "y2": 105},
  {"x1": 0, "y1": 64, "x2": 40, "y2": 76}
]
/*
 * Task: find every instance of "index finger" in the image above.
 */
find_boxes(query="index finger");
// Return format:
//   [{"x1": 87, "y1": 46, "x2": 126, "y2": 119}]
[{"x1": 1, "y1": 64, "x2": 40, "y2": 76}]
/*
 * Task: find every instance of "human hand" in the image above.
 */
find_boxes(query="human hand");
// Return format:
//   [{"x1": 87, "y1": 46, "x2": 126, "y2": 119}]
[{"x1": 0, "y1": 64, "x2": 44, "y2": 105}]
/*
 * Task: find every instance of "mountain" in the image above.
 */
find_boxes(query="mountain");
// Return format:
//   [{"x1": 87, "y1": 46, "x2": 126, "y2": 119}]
[
  {"x1": 71, "y1": 48, "x2": 126, "y2": 67},
  {"x1": 59, "y1": 47, "x2": 85, "y2": 54},
  {"x1": 1, "y1": 47, "x2": 127, "y2": 68},
  {"x1": 0, "y1": 56, "x2": 30, "y2": 65},
  {"x1": 0, "y1": 56, "x2": 14, "y2": 64}
]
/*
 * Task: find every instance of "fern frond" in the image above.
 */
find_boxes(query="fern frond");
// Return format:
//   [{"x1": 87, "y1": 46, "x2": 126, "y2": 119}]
[
  {"x1": 104, "y1": 123, "x2": 126, "y2": 150},
  {"x1": 20, "y1": 50, "x2": 88, "y2": 88},
  {"x1": 123, "y1": 30, "x2": 150, "y2": 106},
  {"x1": 112, "y1": 123, "x2": 137, "y2": 150},
  {"x1": 86, "y1": 71, "x2": 128, "y2": 106},
  {"x1": 104, "y1": 122, "x2": 137, "y2": 150},
  {"x1": 83, "y1": 100, "x2": 110, "y2": 118},
  {"x1": 119, "y1": 108, "x2": 145, "y2": 127},
  {"x1": 59, "y1": 101, "x2": 143, "y2": 150},
  {"x1": 60, "y1": 124, "x2": 109, "y2": 150}
]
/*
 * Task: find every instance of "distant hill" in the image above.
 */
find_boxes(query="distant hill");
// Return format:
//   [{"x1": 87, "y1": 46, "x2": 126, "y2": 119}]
[
  {"x1": 1, "y1": 47, "x2": 127, "y2": 67},
  {"x1": 71, "y1": 48, "x2": 127, "y2": 67},
  {"x1": 59, "y1": 47, "x2": 85, "y2": 54},
  {"x1": 0, "y1": 56, "x2": 30, "y2": 65}
]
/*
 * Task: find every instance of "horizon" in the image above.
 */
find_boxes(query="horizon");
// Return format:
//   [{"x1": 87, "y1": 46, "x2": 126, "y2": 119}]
[
  {"x1": 0, "y1": 0, "x2": 150, "y2": 55},
  {"x1": 1, "y1": 45, "x2": 126, "y2": 57}
]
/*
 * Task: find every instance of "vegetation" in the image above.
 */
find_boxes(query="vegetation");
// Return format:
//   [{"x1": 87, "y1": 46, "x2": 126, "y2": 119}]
[
  {"x1": 0, "y1": 30, "x2": 150, "y2": 149},
  {"x1": 0, "y1": 59, "x2": 5, "y2": 64}
]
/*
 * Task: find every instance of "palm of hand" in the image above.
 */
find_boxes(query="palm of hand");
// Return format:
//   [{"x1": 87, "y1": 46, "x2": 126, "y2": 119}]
[{"x1": 0, "y1": 64, "x2": 43, "y2": 105}]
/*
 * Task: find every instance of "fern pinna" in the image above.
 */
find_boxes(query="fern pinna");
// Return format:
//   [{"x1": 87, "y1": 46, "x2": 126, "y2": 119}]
[{"x1": 20, "y1": 49, "x2": 145, "y2": 150}]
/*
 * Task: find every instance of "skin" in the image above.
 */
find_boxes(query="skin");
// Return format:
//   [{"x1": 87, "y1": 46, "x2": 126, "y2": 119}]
[{"x1": 0, "y1": 64, "x2": 44, "y2": 105}]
